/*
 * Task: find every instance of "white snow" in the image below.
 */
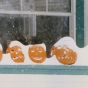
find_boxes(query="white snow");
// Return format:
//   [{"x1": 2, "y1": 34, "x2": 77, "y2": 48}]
[{"x1": 0, "y1": 37, "x2": 87, "y2": 66}]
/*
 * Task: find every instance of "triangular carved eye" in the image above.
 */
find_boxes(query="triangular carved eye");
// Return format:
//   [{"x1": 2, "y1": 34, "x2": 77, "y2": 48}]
[
  {"x1": 11, "y1": 49, "x2": 14, "y2": 51},
  {"x1": 10, "y1": 49, "x2": 14, "y2": 53},
  {"x1": 38, "y1": 49, "x2": 42, "y2": 52}
]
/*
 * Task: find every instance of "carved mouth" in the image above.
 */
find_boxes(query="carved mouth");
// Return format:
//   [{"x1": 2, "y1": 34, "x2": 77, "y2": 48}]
[
  {"x1": 13, "y1": 56, "x2": 24, "y2": 60},
  {"x1": 32, "y1": 57, "x2": 42, "y2": 60}
]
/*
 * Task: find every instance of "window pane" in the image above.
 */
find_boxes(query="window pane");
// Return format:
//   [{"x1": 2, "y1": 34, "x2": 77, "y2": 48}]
[
  {"x1": 48, "y1": 0, "x2": 71, "y2": 12},
  {"x1": 0, "y1": 0, "x2": 71, "y2": 12},
  {"x1": 0, "y1": 0, "x2": 20, "y2": 11},
  {"x1": 35, "y1": 0, "x2": 46, "y2": 11},
  {"x1": 22, "y1": 0, "x2": 71, "y2": 12},
  {"x1": 22, "y1": 0, "x2": 46, "y2": 11},
  {"x1": 22, "y1": 0, "x2": 35, "y2": 11},
  {"x1": 0, "y1": 14, "x2": 69, "y2": 57}
]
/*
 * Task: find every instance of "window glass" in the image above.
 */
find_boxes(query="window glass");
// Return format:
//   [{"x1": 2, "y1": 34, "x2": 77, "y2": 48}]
[
  {"x1": 0, "y1": 0, "x2": 20, "y2": 11},
  {"x1": 34, "y1": 0, "x2": 46, "y2": 11},
  {"x1": 48, "y1": 0, "x2": 71, "y2": 12},
  {"x1": 0, "y1": 0, "x2": 71, "y2": 12},
  {"x1": 22, "y1": 0, "x2": 71, "y2": 12},
  {"x1": 22, "y1": 0, "x2": 46, "y2": 11},
  {"x1": 22, "y1": 0, "x2": 36, "y2": 11}
]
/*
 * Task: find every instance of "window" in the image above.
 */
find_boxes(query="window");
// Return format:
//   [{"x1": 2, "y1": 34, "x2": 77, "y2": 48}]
[{"x1": 0, "y1": 0, "x2": 76, "y2": 57}]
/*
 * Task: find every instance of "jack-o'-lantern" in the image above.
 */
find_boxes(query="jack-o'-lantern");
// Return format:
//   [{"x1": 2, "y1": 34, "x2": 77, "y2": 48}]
[
  {"x1": 50, "y1": 46, "x2": 57, "y2": 57},
  {"x1": 6, "y1": 46, "x2": 10, "y2": 53},
  {"x1": 6, "y1": 46, "x2": 25, "y2": 63},
  {"x1": 0, "y1": 49, "x2": 2, "y2": 61},
  {"x1": 28, "y1": 45, "x2": 46, "y2": 63},
  {"x1": 56, "y1": 46, "x2": 77, "y2": 65}
]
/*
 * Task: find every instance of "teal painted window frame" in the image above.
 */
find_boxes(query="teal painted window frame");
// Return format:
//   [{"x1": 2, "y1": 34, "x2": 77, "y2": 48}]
[{"x1": 76, "y1": 0, "x2": 84, "y2": 47}]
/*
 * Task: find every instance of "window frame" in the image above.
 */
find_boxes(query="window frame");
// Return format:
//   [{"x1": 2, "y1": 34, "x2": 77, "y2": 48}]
[
  {"x1": 0, "y1": 0, "x2": 76, "y2": 40},
  {"x1": 84, "y1": 0, "x2": 88, "y2": 45}
]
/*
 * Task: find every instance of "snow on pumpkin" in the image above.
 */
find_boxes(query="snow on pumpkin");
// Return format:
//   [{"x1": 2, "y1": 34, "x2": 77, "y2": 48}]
[
  {"x1": 50, "y1": 37, "x2": 77, "y2": 65},
  {"x1": 6, "y1": 41, "x2": 25, "y2": 63}
]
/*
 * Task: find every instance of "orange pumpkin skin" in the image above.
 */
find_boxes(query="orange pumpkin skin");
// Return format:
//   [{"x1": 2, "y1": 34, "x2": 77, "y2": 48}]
[
  {"x1": 50, "y1": 46, "x2": 57, "y2": 57},
  {"x1": 0, "y1": 50, "x2": 2, "y2": 61},
  {"x1": 56, "y1": 46, "x2": 77, "y2": 65},
  {"x1": 28, "y1": 46, "x2": 46, "y2": 63},
  {"x1": 6, "y1": 46, "x2": 25, "y2": 63},
  {"x1": 6, "y1": 46, "x2": 10, "y2": 53}
]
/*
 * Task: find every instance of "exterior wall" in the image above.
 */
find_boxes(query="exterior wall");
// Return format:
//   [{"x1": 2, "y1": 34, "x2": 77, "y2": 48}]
[
  {"x1": 0, "y1": 75, "x2": 88, "y2": 88},
  {"x1": 0, "y1": 1, "x2": 86, "y2": 88}
]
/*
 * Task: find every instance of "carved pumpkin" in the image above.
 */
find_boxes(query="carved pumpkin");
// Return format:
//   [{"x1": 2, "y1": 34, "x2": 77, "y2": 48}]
[
  {"x1": 0, "y1": 49, "x2": 2, "y2": 61},
  {"x1": 50, "y1": 46, "x2": 57, "y2": 57},
  {"x1": 6, "y1": 46, "x2": 10, "y2": 53},
  {"x1": 6, "y1": 46, "x2": 25, "y2": 63},
  {"x1": 28, "y1": 45, "x2": 46, "y2": 63},
  {"x1": 0, "y1": 44, "x2": 3, "y2": 61},
  {"x1": 56, "y1": 45, "x2": 77, "y2": 65}
]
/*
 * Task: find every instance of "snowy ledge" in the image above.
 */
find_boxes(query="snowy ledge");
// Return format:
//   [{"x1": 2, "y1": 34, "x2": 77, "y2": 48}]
[
  {"x1": 0, "y1": 37, "x2": 87, "y2": 75},
  {"x1": 0, "y1": 65, "x2": 88, "y2": 75}
]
